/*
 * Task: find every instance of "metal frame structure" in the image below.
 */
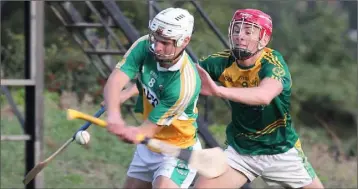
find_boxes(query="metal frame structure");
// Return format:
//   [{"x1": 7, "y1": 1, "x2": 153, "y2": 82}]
[{"x1": 1, "y1": 1, "x2": 45, "y2": 189}]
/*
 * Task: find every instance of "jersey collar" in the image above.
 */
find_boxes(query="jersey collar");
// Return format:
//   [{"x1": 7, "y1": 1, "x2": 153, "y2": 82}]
[{"x1": 157, "y1": 51, "x2": 187, "y2": 72}]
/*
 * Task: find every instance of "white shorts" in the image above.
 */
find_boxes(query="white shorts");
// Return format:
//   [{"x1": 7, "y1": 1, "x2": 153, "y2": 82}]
[
  {"x1": 225, "y1": 141, "x2": 316, "y2": 188},
  {"x1": 127, "y1": 139, "x2": 202, "y2": 188}
]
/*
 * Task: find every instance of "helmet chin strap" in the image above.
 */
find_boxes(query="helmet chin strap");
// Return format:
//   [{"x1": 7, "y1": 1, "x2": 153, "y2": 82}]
[
  {"x1": 232, "y1": 39, "x2": 265, "y2": 60},
  {"x1": 150, "y1": 44, "x2": 184, "y2": 65},
  {"x1": 232, "y1": 48, "x2": 258, "y2": 60}
]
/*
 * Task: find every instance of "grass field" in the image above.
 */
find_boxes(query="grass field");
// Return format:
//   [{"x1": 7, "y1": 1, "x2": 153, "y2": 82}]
[{"x1": 1, "y1": 97, "x2": 357, "y2": 188}]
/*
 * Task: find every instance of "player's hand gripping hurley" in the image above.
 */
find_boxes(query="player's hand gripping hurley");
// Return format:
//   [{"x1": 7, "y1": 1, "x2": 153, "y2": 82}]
[
  {"x1": 22, "y1": 107, "x2": 106, "y2": 185},
  {"x1": 67, "y1": 109, "x2": 228, "y2": 179}
]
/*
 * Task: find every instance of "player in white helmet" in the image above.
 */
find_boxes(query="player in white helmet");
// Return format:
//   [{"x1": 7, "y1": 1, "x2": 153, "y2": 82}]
[{"x1": 104, "y1": 7, "x2": 202, "y2": 188}]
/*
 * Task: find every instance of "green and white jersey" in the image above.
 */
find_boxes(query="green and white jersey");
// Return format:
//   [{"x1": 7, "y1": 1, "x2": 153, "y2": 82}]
[
  {"x1": 198, "y1": 48, "x2": 299, "y2": 155},
  {"x1": 116, "y1": 35, "x2": 201, "y2": 149}
]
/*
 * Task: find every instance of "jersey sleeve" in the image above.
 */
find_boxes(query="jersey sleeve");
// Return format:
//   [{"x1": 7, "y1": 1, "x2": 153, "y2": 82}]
[
  {"x1": 115, "y1": 35, "x2": 149, "y2": 79},
  {"x1": 198, "y1": 52, "x2": 229, "y2": 81},
  {"x1": 148, "y1": 65, "x2": 200, "y2": 126},
  {"x1": 260, "y1": 57, "x2": 292, "y2": 90}
]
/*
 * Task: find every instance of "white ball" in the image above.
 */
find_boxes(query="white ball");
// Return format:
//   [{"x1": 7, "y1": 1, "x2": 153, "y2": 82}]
[{"x1": 75, "y1": 130, "x2": 90, "y2": 145}]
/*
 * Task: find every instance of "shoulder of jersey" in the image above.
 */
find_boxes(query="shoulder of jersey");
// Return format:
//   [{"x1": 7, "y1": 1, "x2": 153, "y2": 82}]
[
  {"x1": 199, "y1": 49, "x2": 232, "y2": 62},
  {"x1": 265, "y1": 48, "x2": 284, "y2": 58},
  {"x1": 261, "y1": 48, "x2": 286, "y2": 67},
  {"x1": 126, "y1": 35, "x2": 150, "y2": 51},
  {"x1": 136, "y1": 35, "x2": 150, "y2": 46}
]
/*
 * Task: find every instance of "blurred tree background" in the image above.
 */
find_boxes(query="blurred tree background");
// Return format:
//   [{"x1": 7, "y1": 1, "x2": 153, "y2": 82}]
[{"x1": 1, "y1": 0, "x2": 357, "y2": 188}]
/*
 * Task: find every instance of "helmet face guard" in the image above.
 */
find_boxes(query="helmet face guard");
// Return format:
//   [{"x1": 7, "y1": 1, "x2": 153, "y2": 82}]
[
  {"x1": 229, "y1": 21, "x2": 266, "y2": 60},
  {"x1": 229, "y1": 9, "x2": 272, "y2": 60},
  {"x1": 148, "y1": 32, "x2": 178, "y2": 64}
]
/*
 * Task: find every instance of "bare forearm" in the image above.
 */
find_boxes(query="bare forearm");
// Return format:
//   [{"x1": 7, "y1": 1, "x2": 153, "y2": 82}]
[
  {"x1": 217, "y1": 86, "x2": 270, "y2": 105},
  {"x1": 136, "y1": 120, "x2": 162, "y2": 138},
  {"x1": 104, "y1": 70, "x2": 130, "y2": 115},
  {"x1": 104, "y1": 79, "x2": 122, "y2": 115},
  {"x1": 120, "y1": 83, "x2": 139, "y2": 103}
]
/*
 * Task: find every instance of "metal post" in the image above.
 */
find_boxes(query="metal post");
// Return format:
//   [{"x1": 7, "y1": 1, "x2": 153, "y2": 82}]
[
  {"x1": 102, "y1": 0, "x2": 140, "y2": 43},
  {"x1": 190, "y1": 0, "x2": 229, "y2": 48},
  {"x1": 148, "y1": 0, "x2": 155, "y2": 20},
  {"x1": 24, "y1": 1, "x2": 44, "y2": 189}
]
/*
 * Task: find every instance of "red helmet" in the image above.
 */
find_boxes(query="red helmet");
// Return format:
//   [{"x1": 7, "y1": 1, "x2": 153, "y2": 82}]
[
  {"x1": 229, "y1": 9, "x2": 273, "y2": 60},
  {"x1": 230, "y1": 9, "x2": 272, "y2": 39}
]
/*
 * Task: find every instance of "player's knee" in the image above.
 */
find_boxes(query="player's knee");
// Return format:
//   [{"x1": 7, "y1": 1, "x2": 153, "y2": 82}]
[
  {"x1": 193, "y1": 165, "x2": 248, "y2": 189},
  {"x1": 123, "y1": 176, "x2": 152, "y2": 189},
  {"x1": 153, "y1": 176, "x2": 180, "y2": 188},
  {"x1": 302, "y1": 177, "x2": 324, "y2": 189}
]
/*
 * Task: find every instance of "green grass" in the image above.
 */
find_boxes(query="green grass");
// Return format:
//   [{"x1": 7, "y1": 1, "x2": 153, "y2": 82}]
[
  {"x1": 1, "y1": 98, "x2": 137, "y2": 188},
  {"x1": 1, "y1": 97, "x2": 357, "y2": 188}
]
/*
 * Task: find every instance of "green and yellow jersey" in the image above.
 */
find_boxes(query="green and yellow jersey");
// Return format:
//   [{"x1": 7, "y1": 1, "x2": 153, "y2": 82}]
[
  {"x1": 116, "y1": 35, "x2": 201, "y2": 149},
  {"x1": 199, "y1": 48, "x2": 298, "y2": 155}
]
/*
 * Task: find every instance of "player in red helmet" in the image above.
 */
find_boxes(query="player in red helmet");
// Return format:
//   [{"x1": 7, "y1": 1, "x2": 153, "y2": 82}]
[
  {"x1": 194, "y1": 9, "x2": 324, "y2": 188},
  {"x1": 229, "y1": 9, "x2": 273, "y2": 60}
]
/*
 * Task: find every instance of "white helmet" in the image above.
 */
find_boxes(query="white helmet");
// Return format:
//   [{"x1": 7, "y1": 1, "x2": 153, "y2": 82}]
[{"x1": 149, "y1": 8, "x2": 194, "y2": 47}]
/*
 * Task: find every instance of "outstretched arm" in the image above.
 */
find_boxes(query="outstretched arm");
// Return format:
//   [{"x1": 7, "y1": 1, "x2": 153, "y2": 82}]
[
  {"x1": 196, "y1": 64, "x2": 283, "y2": 106},
  {"x1": 216, "y1": 78, "x2": 282, "y2": 105}
]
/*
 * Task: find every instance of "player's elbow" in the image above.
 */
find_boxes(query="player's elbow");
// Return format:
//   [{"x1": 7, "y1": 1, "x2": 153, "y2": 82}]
[
  {"x1": 257, "y1": 89, "x2": 276, "y2": 105},
  {"x1": 257, "y1": 80, "x2": 282, "y2": 105},
  {"x1": 260, "y1": 95, "x2": 273, "y2": 106}
]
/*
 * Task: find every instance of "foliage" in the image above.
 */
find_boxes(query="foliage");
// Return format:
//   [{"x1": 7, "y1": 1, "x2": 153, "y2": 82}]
[
  {"x1": 190, "y1": 1, "x2": 357, "y2": 132},
  {"x1": 269, "y1": 1, "x2": 357, "y2": 113},
  {"x1": 1, "y1": 30, "x2": 25, "y2": 79},
  {"x1": 1, "y1": 24, "x2": 104, "y2": 104}
]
